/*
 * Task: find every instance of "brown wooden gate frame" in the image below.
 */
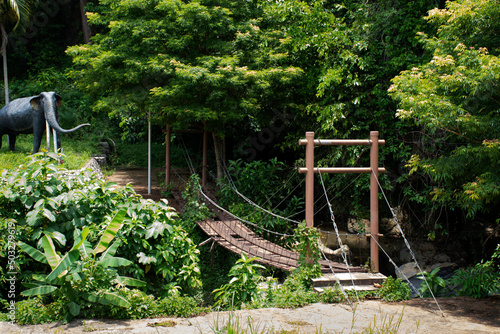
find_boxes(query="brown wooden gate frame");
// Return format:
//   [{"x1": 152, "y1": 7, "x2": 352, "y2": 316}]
[{"x1": 299, "y1": 131, "x2": 385, "y2": 272}]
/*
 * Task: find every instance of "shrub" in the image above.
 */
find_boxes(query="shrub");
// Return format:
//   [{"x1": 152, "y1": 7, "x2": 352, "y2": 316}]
[
  {"x1": 19, "y1": 209, "x2": 146, "y2": 322},
  {"x1": 157, "y1": 294, "x2": 208, "y2": 317},
  {"x1": 0, "y1": 153, "x2": 201, "y2": 309},
  {"x1": 213, "y1": 253, "x2": 265, "y2": 309},
  {"x1": 449, "y1": 264, "x2": 500, "y2": 299},
  {"x1": 13, "y1": 297, "x2": 64, "y2": 325},
  {"x1": 378, "y1": 276, "x2": 411, "y2": 302}
]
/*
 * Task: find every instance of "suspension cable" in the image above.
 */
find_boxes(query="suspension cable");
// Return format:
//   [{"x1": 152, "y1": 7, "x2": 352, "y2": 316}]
[
  {"x1": 319, "y1": 247, "x2": 354, "y2": 309},
  {"x1": 371, "y1": 169, "x2": 444, "y2": 316},
  {"x1": 318, "y1": 169, "x2": 360, "y2": 302},
  {"x1": 221, "y1": 162, "x2": 303, "y2": 225},
  {"x1": 263, "y1": 168, "x2": 300, "y2": 207}
]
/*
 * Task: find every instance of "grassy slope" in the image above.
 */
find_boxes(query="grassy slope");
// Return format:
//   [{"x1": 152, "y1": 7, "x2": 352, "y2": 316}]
[{"x1": 0, "y1": 134, "x2": 98, "y2": 171}]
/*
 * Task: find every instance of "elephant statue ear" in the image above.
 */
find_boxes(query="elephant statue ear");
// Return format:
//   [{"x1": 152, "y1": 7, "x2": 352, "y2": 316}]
[
  {"x1": 55, "y1": 94, "x2": 63, "y2": 107},
  {"x1": 29, "y1": 95, "x2": 43, "y2": 111}
]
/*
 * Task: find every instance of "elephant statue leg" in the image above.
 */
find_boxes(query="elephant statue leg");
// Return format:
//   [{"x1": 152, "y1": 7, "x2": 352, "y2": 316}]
[
  {"x1": 8, "y1": 134, "x2": 17, "y2": 151},
  {"x1": 32, "y1": 122, "x2": 46, "y2": 154},
  {"x1": 53, "y1": 128, "x2": 60, "y2": 152}
]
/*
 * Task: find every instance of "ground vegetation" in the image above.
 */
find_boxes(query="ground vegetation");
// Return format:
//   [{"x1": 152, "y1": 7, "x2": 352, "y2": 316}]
[{"x1": 0, "y1": 0, "x2": 499, "y2": 325}]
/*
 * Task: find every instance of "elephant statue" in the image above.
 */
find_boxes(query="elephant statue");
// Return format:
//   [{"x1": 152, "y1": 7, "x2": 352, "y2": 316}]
[{"x1": 0, "y1": 92, "x2": 90, "y2": 153}]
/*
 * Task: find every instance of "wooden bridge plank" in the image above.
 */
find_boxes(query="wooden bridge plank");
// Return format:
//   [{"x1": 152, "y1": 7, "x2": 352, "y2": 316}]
[{"x1": 197, "y1": 220, "x2": 366, "y2": 274}]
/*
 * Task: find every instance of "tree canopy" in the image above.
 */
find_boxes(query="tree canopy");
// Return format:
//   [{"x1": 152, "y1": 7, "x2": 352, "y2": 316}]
[
  {"x1": 68, "y1": 0, "x2": 303, "y2": 131},
  {"x1": 389, "y1": 0, "x2": 500, "y2": 219}
]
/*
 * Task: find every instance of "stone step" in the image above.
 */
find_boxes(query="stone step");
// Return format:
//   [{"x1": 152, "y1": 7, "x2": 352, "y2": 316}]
[
  {"x1": 314, "y1": 285, "x2": 380, "y2": 293},
  {"x1": 312, "y1": 272, "x2": 386, "y2": 288}
]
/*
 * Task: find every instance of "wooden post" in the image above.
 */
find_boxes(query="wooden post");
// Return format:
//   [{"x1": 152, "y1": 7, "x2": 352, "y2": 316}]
[
  {"x1": 305, "y1": 132, "x2": 315, "y2": 228},
  {"x1": 299, "y1": 131, "x2": 385, "y2": 273},
  {"x1": 202, "y1": 123, "x2": 208, "y2": 187},
  {"x1": 370, "y1": 131, "x2": 380, "y2": 272},
  {"x1": 165, "y1": 124, "x2": 171, "y2": 184}
]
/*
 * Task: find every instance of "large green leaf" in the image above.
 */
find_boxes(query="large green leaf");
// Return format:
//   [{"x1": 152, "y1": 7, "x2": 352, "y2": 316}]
[
  {"x1": 21, "y1": 285, "x2": 58, "y2": 296},
  {"x1": 100, "y1": 239, "x2": 121, "y2": 261},
  {"x1": 97, "y1": 257, "x2": 131, "y2": 268},
  {"x1": 18, "y1": 241, "x2": 48, "y2": 264},
  {"x1": 93, "y1": 207, "x2": 127, "y2": 255},
  {"x1": 68, "y1": 302, "x2": 81, "y2": 316},
  {"x1": 100, "y1": 292, "x2": 131, "y2": 308},
  {"x1": 42, "y1": 235, "x2": 60, "y2": 270},
  {"x1": 46, "y1": 249, "x2": 80, "y2": 281},
  {"x1": 116, "y1": 276, "x2": 146, "y2": 287},
  {"x1": 72, "y1": 226, "x2": 90, "y2": 251},
  {"x1": 78, "y1": 240, "x2": 93, "y2": 258}
]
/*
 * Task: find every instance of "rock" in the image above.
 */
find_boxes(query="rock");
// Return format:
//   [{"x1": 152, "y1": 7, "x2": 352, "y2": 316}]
[
  {"x1": 396, "y1": 262, "x2": 419, "y2": 280},
  {"x1": 347, "y1": 218, "x2": 370, "y2": 234},
  {"x1": 91, "y1": 154, "x2": 107, "y2": 167},
  {"x1": 399, "y1": 241, "x2": 437, "y2": 264},
  {"x1": 433, "y1": 253, "x2": 451, "y2": 263},
  {"x1": 84, "y1": 158, "x2": 104, "y2": 179}
]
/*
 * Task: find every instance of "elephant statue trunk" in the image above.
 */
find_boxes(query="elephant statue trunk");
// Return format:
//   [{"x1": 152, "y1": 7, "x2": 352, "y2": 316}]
[{"x1": 0, "y1": 91, "x2": 90, "y2": 153}]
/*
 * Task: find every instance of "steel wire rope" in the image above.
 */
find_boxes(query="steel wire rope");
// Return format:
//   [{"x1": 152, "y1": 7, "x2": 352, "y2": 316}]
[
  {"x1": 292, "y1": 173, "x2": 363, "y2": 216},
  {"x1": 199, "y1": 187, "x2": 295, "y2": 238},
  {"x1": 369, "y1": 236, "x2": 423, "y2": 298},
  {"x1": 263, "y1": 167, "x2": 301, "y2": 208},
  {"x1": 371, "y1": 169, "x2": 444, "y2": 317},
  {"x1": 369, "y1": 236, "x2": 448, "y2": 316},
  {"x1": 222, "y1": 161, "x2": 280, "y2": 211},
  {"x1": 318, "y1": 169, "x2": 360, "y2": 302},
  {"x1": 175, "y1": 144, "x2": 296, "y2": 239},
  {"x1": 216, "y1": 160, "x2": 360, "y2": 238},
  {"x1": 179, "y1": 135, "x2": 196, "y2": 175},
  {"x1": 319, "y1": 247, "x2": 354, "y2": 309},
  {"x1": 220, "y1": 162, "x2": 303, "y2": 225},
  {"x1": 271, "y1": 175, "x2": 305, "y2": 212}
]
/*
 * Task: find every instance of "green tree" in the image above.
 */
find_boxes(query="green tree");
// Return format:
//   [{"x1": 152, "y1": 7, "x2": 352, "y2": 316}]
[
  {"x1": 389, "y1": 0, "x2": 500, "y2": 225},
  {"x1": 263, "y1": 0, "x2": 443, "y2": 218},
  {"x1": 67, "y1": 0, "x2": 303, "y2": 179},
  {"x1": 1, "y1": 0, "x2": 39, "y2": 103}
]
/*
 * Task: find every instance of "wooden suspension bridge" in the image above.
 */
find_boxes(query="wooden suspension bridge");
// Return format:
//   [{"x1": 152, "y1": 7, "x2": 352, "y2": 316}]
[
  {"x1": 197, "y1": 219, "x2": 366, "y2": 274},
  {"x1": 163, "y1": 131, "x2": 388, "y2": 289}
]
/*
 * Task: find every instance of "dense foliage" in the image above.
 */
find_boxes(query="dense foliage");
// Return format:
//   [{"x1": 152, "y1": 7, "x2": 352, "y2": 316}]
[
  {"x1": 0, "y1": 153, "x2": 201, "y2": 308},
  {"x1": 389, "y1": 0, "x2": 500, "y2": 223},
  {"x1": 1, "y1": 0, "x2": 500, "y2": 323}
]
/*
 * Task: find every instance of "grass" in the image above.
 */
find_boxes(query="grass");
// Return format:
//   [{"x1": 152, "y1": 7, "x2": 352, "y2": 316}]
[{"x1": 0, "y1": 134, "x2": 99, "y2": 171}]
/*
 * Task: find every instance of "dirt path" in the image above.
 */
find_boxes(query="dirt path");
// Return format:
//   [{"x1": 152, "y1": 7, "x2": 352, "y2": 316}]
[
  {"x1": 105, "y1": 167, "x2": 191, "y2": 211},
  {"x1": 2, "y1": 297, "x2": 499, "y2": 333}
]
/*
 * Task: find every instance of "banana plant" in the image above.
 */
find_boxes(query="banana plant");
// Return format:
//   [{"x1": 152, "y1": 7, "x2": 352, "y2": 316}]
[{"x1": 18, "y1": 207, "x2": 145, "y2": 321}]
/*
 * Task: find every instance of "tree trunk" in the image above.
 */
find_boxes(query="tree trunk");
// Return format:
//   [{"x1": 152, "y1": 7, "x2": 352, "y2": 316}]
[
  {"x1": 1, "y1": 23, "x2": 9, "y2": 104},
  {"x1": 80, "y1": 0, "x2": 91, "y2": 43},
  {"x1": 212, "y1": 132, "x2": 226, "y2": 182}
]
